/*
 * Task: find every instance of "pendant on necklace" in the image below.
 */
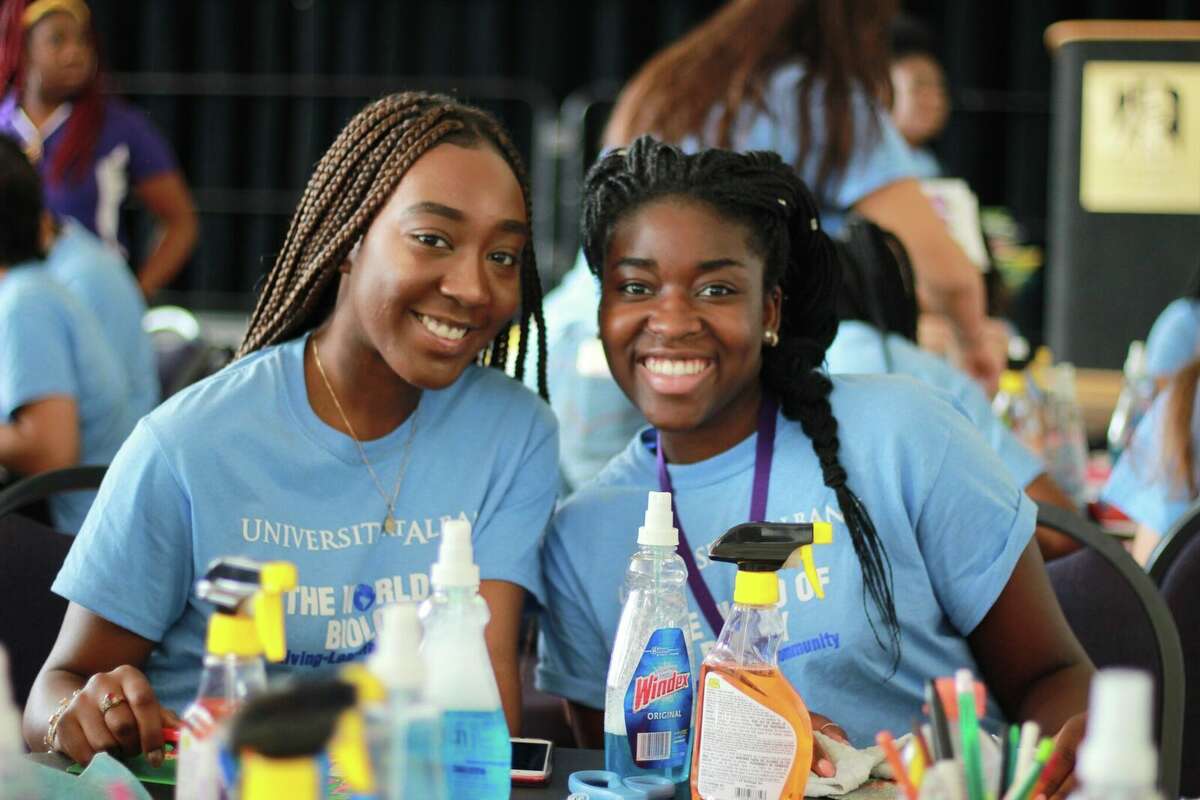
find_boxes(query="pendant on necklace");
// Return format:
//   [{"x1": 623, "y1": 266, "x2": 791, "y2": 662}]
[{"x1": 385, "y1": 515, "x2": 397, "y2": 534}]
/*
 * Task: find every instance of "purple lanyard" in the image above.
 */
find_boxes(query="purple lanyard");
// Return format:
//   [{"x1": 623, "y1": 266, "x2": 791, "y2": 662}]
[{"x1": 655, "y1": 394, "x2": 778, "y2": 635}]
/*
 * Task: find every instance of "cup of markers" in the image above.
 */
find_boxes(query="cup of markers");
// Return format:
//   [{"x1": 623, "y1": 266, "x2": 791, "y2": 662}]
[{"x1": 877, "y1": 669, "x2": 1059, "y2": 800}]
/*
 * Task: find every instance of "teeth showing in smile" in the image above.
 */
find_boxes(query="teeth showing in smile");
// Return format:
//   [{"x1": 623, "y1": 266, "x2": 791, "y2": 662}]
[
  {"x1": 416, "y1": 313, "x2": 469, "y2": 341},
  {"x1": 643, "y1": 357, "x2": 709, "y2": 377}
]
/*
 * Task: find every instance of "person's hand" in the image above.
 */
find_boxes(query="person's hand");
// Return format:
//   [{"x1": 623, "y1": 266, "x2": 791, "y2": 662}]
[
  {"x1": 49, "y1": 666, "x2": 179, "y2": 767},
  {"x1": 810, "y1": 712, "x2": 849, "y2": 778},
  {"x1": 1036, "y1": 713, "x2": 1086, "y2": 800}
]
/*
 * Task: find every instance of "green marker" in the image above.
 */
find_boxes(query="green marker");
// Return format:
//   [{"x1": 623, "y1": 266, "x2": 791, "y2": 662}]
[
  {"x1": 956, "y1": 669, "x2": 984, "y2": 800},
  {"x1": 1013, "y1": 739, "x2": 1056, "y2": 800}
]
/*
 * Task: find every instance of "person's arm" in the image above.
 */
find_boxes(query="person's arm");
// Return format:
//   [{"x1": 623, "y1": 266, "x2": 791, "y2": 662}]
[
  {"x1": 854, "y1": 179, "x2": 998, "y2": 389},
  {"x1": 0, "y1": 396, "x2": 80, "y2": 474},
  {"x1": 1026, "y1": 477, "x2": 1084, "y2": 560},
  {"x1": 565, "y1": 700, "x2": 603, "y2": 749},
  {"x1": 479, "y1": 579, "x2": 525, "y2": 735},
  {"x1": 22, "y1": 603, "x2": 177, "y2": 767},
  {"x1": 132, "y1": 171, "x2": 197, "y2": 299},
  {"x1": 968, "y1": 539, "x2": 1094, "y2": 800}
]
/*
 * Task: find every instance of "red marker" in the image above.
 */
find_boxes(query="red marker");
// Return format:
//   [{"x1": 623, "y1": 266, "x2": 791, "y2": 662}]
[{"x1": 878, "y1": 730, "x2": 919, "y2": 800}]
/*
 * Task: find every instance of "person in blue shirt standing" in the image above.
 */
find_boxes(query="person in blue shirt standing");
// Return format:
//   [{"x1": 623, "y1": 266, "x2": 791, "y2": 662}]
[
  {"x1": 1103, "y1": 357, "x2": 1200, "y2": 564},
  {"x1": 826, "y1": 217, "x2": 1079, "y2": 559},
  {"x1": 43, "y1": 216, "x2": 158, "y2": 417},
  {"x1": 0, "y1": 133, "x2": 135, "y2": 533},
  {"x1": 24, "y1": 93, "x2": 559, "y2": 768},
  {"x1": 538, "y1": 138, "x2": 1090, "y2": 797}
]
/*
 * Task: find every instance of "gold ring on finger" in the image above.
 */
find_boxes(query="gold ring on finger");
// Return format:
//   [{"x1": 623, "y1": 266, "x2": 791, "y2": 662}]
[{"x1": 99, "y1": 692, "x2": 126, "y2": 715}]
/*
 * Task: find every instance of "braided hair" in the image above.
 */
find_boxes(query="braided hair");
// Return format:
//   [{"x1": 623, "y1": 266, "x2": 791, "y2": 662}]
[
  {"x1": 581, "y1": 135, "x2": 901, "y2": 664},
  {"x1": 238, "y1": 92, "x2": 547, "y2": 399}
]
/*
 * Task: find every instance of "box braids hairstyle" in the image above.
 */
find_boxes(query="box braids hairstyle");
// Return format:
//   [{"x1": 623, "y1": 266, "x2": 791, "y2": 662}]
[
  {"x1": 581, "y1": 136, "x2": 900, "y2": 666},
  {"x1": 238, "y1": 91, "x2": 547, "y2": 399}
]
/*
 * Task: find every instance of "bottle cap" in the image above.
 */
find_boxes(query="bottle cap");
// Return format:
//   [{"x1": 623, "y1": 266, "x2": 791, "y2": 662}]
[
  {"x1": 431, "y1": 519, "x2": 480, "y2": 588},
  {"x1": 368, "y1": 603, "x2": 426, "y2": 691},
  {"x1": 0, "y1": 645, "x2": 22, "y2": 756},
  {"x1": 638, "y1": 491, "x2": 678, "y2": 546},
  {"x1": 1077, "y1": 668, "x2": 1157, "y2": 787},
  {"x1": 999, "y1": 370, "x2": 1025, "y2": 396}
]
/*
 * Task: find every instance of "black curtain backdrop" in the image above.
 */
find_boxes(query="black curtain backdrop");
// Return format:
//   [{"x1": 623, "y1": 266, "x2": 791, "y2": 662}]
[{"x1": 83, "y1": 0, "x2": 1200, "y2": 308}]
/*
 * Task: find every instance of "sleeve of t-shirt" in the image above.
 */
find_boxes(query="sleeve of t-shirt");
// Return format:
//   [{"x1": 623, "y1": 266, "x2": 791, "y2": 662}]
[
  {"x1": 910, "y1": 394, "x2": 1037, "y2": 635},
  {"x1": 471, "y1": 404, "x2": 559, "y2": 605},
  {"x1": 52, "y1": 417, "x2": 193, "y2": 641},
  {"x1": 0, "y1": 285, "x2": 77, "y2": 420},
  {"x1": 119, "y1": 105, "x2": 179, "y2": 183},
  {"x1": 830, "y1": 92, "x2": 923, "y2": 210},
  {"x1": 1145, "y1": 299, "x2": 1200, "y2": 379},
  {"x1": 535, "y1": 507, "x2": 610, "y2": 710},
  {"x1": 1101, "y1": 393, "x2": 1185, "y2": 535}
]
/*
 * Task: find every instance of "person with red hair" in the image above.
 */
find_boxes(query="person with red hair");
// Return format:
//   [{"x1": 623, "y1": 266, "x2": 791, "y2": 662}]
[{"x1": 0, "y1": 0, "x2": 196, "y2": 298}]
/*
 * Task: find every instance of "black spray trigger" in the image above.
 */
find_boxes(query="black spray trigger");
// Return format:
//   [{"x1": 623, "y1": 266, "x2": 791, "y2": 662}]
[{"x1": 707, "y1": 522, "x2": 817, "y2": 572}]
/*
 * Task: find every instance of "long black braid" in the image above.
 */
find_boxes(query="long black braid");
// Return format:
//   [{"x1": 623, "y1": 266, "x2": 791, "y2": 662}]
[{"x1": 580, "y1": 135, "x2": 901, "y2": 666}]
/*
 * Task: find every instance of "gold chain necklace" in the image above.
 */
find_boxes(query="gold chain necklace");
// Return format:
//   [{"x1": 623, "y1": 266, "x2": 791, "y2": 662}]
[{"x1": 311, "y1": 336, "x2": 418, "y2": 534}]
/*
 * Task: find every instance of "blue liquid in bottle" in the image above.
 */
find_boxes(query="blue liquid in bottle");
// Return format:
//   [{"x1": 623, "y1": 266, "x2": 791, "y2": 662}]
[{"x1": 442, "y1": 709, "x2": 512, "y2": 798}]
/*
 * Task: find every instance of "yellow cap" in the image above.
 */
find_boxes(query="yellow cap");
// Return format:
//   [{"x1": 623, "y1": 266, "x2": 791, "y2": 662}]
[
  {"x1": 239, "y1": 752, "x2": 321, "y2": 800},
  {"x1": 998, "y1": 370, "x2": 1025, "y2": 396},
  {"x1": 733, "y1": 570, "x2": 779, "y2": 605},
  {"x1": 206, "y1": 614, "x2": 263, "y2": 658}
]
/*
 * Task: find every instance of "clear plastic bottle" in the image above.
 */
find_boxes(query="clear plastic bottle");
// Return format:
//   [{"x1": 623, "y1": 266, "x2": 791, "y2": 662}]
[
  {"x1": 993, "y1": 370, "x2": 1044, "y2": 457},
  {"x1": 368, "y1": 603, "x2": 445, "y2": 800},
  {"x1": 0, "y1": 646, "x2": 35, "y2": 800},
  {"x1": 1042, "y1": 363, "x2": 1089, "y2": 508},
  {"x1": 420, "y1": 519, "x2": 511, "y2": 800},
  {"x1": 604, "y1": 491, "x2": 694, "y2": 785},
  {"x1": 1068, "y1": 669, "x2": 1161, "y2": 800},
  {"x1": 177, "y1": 559, "x2": 297, "y2": 800},
  {"x1": 1107, "y1": 341, "x2": 1155, "y2": 461}
]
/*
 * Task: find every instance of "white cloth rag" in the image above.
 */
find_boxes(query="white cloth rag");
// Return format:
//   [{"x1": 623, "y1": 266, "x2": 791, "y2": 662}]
[{"x1": 805, "y1": 731, "x2": 910, "y2": 797}]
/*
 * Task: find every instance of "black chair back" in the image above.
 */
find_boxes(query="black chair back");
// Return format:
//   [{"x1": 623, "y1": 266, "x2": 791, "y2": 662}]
[
  {"x1": 1038, "y1": 505, "x2": 1183, "y2": 800},
  {"x1": 1144, "y1": 499, "x2": 1200, "y2": 797}
]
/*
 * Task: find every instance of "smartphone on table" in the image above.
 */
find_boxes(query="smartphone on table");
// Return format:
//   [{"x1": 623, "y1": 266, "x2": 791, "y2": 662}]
[{"x1": 511, "y1": 737, "x2": 553, "y2": 785}]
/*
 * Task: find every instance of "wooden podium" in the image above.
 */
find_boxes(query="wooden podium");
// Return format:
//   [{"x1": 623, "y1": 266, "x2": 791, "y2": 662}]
[{"x1": 1045, "y1": 21, "x2": 1200, "y2": 368}]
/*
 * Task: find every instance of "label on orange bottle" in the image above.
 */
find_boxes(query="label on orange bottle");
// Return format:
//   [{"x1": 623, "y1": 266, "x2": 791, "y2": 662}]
[{"x1": 695, "y1": 672, "x2": 796, "y2": 800}]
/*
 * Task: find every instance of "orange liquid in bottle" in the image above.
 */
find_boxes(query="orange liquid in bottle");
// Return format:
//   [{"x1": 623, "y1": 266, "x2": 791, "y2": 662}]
[{"x1": 690, "y1": 661, "x2": 813, "y2": 800}]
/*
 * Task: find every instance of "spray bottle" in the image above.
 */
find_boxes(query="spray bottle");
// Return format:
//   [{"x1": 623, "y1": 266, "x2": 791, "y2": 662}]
[
  {"x1": 176, "y1": 557, "x2": 297, "y2": 800},
  {"x1": 605, "y1": 491, "x2": 694, "y2": 785},
  {"x1": 367, "y1": 603, "x2": 445, "y2": 800},
  {"x1": 420, "y1": 519, "x2": 511, "y2": 799},
  {"x1": 1068, "y1": 668, "x2": 1161, "y2": 800},
  {"x1": 690, "y1": 521, "x2": 832, "y2": 800}
]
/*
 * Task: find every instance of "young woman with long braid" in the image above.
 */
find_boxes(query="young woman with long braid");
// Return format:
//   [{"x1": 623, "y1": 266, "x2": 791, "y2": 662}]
[
  {"x1": 538, "y1": 138, "x2": 1090, "y2": 798},
  {"x1": 24, "y1": 92, "x2": 557, "y2": 765}
]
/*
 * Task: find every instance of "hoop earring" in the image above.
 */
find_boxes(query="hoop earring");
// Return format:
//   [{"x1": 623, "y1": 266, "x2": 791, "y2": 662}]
[{"x1": 763, "y1": 330, "x2": 779, "y2": 347}]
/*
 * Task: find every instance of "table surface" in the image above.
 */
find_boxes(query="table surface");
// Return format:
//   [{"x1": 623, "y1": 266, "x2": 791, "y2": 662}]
[{"x1": 32, "y1": 746, "x2": 897, "y2": 799}]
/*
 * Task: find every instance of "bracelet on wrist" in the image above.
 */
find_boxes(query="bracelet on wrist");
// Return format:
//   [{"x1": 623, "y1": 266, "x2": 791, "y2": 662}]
[{"x1": 44, "y1": 688, "x2": 82, "y2": 752}]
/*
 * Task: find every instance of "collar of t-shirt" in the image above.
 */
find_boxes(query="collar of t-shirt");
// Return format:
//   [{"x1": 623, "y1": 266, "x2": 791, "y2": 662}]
[{"x1": 632, "y1": 422, "x2": 761, "y2": 490}]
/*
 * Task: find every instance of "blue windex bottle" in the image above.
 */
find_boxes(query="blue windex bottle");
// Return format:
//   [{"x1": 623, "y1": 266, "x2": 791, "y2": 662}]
[{"x1": 604, "y1": 491, "x2": 695, "y2": 785}]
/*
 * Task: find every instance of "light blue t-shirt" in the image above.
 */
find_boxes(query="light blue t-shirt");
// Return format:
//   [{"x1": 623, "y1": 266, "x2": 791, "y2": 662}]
[
  {"x1": 908, "y1": 147, "x2": 943, "y2": 180},
  {"x1": 46, "y1": 219, "x2": 159, "y2": 417},
  {"x1": 826, "y1": 321, "x2": 1044, "y2": 488},
  {"x1": 713, "y1": 62, "x2": 920, "y2": 234},
  {"x1": 54, "y1": 333, "x2": 559, "y2": 712},
  {"x1": 1145, "y1": 298, "x2": 1200, "y2": 380},
  {"x1": 538, "y1": 375, "x2": 1034, "y2": 746},
  {"x1": 1102, "y1": 382, "x2": 1200, "y2": 535},
  {"x1": 0, "y1": 265, "x2": 137, "y2": 532}
]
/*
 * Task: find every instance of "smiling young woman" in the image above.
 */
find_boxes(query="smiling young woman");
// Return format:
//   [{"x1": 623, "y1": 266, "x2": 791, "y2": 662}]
[
  {"x1": 538, "y1": 137, "x2": 1092, "y2": 800},
  {"x1": 23, "y1": 92, "x2": 557, "y2": 767}
]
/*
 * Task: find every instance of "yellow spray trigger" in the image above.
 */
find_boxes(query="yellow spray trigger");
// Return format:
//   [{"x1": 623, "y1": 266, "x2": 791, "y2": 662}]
[
  {"x1": 799, "y1": 522, "x2": 832, "y2": 600},
  {"x1": 253, "y1": 562, "x2": 297, "y2": 663}
]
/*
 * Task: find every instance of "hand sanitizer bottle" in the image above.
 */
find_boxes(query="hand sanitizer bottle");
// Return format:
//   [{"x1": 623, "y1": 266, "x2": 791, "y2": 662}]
[
  {"x1": 368, "y1": 603, "x2": 445, "y2": 800},
  {"x1": 605, "y1": 490, "x2": 694, "y2": 786},
  {"x1": 1069, "y1": 669, "x2": 1162, "y2": 800},
  {"x1": 420, "y1": 519, "x2": 511, "y2": 799}
]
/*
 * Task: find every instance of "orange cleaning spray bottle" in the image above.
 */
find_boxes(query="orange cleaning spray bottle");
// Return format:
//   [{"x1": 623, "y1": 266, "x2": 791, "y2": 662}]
[{"x1": 690, "y1": 521, "x2": 832, "y2": 800}]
